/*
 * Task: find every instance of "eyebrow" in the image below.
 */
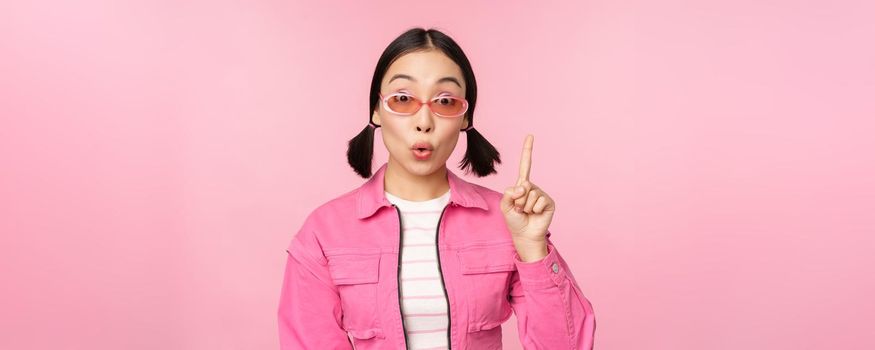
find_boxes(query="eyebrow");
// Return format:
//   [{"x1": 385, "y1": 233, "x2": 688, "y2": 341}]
[{"x1": 387, "y1": 74, "x2": 462, "y2": 88}]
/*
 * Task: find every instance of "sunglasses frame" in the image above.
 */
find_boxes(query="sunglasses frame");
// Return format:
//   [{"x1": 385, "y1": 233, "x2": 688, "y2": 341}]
[{"x1": 379, "y1": 92, "x2": 469, "y2": 118}]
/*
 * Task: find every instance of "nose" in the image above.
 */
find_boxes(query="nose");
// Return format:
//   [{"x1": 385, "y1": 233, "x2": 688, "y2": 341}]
[{"x1": 414, "y1": 102, "x2": 434, "y2": 133}]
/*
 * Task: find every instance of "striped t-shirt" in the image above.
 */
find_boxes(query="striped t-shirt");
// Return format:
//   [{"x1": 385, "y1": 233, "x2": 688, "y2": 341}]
[{"x1": 385, "y1": 189, "x2": 451, "y2": 350}]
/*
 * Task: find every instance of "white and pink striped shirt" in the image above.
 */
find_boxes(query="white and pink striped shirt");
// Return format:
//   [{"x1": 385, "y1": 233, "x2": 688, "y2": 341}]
[{"x1": 385, "y1": 189, "x2": 451, "y2": 350}]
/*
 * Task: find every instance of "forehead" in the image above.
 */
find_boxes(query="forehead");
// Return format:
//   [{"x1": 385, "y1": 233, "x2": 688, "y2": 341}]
[{"x1": 382, "y1": 50, "x2": 465, "y2": 91}]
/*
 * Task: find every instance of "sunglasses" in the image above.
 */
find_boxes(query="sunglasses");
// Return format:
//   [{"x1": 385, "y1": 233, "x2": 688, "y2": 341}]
[{"x1": 379, "y1": 92, "x2": 469, "y2": 118}]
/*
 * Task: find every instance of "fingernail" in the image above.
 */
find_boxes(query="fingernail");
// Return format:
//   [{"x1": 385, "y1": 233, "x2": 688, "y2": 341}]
[{"x1": 514, "y1": 206, "x2": 522, "y2": 212}]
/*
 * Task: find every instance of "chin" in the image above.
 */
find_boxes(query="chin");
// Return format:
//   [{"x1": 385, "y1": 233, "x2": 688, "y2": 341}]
[{"x1": 403, "y1": 157, "x2": 446, "y2": 176}]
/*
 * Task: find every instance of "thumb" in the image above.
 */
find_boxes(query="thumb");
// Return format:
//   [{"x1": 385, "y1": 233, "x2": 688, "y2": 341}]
[{"x1": 501, "y1": 185, "x2": 525, "y2": 211}]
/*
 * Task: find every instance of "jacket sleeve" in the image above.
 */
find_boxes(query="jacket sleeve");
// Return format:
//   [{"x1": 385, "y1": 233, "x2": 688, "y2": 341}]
[
  {"x1": 508, "y1": 231, "x2": 597, "y2": 349},
  {"x1": 277, "y1": 215, "x2": 353, "y2": 350}
]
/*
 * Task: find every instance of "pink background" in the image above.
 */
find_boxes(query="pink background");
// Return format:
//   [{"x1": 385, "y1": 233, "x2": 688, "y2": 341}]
[{"x1": 2, "y1": 0, "x2": 874, "y2": 349}]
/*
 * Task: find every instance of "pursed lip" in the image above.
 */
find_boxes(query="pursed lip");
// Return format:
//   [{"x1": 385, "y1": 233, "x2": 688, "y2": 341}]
[{"x1": 411, "y1": 141, "x2": 434, "y2": 151}]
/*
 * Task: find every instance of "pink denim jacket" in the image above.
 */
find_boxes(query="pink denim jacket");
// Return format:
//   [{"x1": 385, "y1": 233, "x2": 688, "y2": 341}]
[{"x1": 278, "y1": 162, "x2": 596, "y2": 349}]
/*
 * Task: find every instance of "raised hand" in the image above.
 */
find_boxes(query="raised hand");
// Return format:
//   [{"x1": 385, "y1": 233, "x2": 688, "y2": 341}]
[{"x1": 500, "y1": 135, "x2": 555, "y2": 260}]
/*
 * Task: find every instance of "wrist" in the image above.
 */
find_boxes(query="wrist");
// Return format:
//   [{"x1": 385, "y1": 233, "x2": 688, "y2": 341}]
[{"x1": 513, "y1": 237, "x2": 548, "y2": 262}]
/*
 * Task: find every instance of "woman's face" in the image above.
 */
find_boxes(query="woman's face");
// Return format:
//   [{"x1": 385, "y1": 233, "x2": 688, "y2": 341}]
[{"x1": 372, "y1": 50, "x2": 469, "y2": 177}]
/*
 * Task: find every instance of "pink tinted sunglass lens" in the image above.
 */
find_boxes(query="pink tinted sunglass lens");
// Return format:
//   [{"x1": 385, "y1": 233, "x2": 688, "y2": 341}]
[
  {"x1": 386, "y1": 94, "x2": 420, "y2": 114},
  {"x1": 431, "y1": 96, "x2": 466, "y2": 117}
]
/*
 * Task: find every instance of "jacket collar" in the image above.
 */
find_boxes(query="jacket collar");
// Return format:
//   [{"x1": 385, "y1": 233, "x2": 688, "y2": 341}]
[{"x1": 356, "y1": 162, "x2": 488, "y2": 219}]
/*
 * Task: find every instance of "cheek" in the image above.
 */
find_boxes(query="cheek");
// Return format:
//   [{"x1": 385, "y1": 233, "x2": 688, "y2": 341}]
[
  {"x1": 379, "y1": 117, "x2": 408, "y2": 149},
  {"x1": 437, "y1": 129, "x2": 461, "y2": 153}
]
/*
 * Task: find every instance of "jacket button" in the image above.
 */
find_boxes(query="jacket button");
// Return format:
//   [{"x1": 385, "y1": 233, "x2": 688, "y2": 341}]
[{"x1": 551, "y1": 262, "x2": 559, "y2": 273}]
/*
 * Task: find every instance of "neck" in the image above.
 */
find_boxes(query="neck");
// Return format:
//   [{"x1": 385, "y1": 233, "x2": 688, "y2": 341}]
[{"x1": 384, "y1": 158, "x2": 450, "y2": 201}]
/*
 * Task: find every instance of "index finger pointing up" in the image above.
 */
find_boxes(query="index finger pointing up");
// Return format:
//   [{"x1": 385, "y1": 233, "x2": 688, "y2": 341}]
[{"x1": 517, "y1": 134, "x2": 533, "y2": 185}]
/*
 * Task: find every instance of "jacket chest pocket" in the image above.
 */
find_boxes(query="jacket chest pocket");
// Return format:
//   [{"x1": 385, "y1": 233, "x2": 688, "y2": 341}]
[
  {"x1": 456, "y1": 243, "x2": 516, "y2": 333},
  {"x1": 325, "y1": 252, "x2": 386, "y2": 340}
]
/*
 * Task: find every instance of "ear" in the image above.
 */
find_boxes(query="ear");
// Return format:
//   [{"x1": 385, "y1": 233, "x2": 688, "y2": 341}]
[
  {"x1": 372, "y1": 109, "x2": 381, "y2": 126},
  {"x1": 461, "y1": 116, "x2": 469, "y2": 130}
]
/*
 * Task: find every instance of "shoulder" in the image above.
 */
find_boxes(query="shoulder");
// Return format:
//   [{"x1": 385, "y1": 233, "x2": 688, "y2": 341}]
[
  {"x1": 309, "y1": 186, "x2": 360, "y2": 221},
  {"x1": 286, "y1": 185, "x2": 360, "y2": 254},
  {"x1": 464, "y1": 179, "x2": 507, "y2": 213},
  {"x1": 471, "y1": 182, "x2": 504, "y2": 201}
]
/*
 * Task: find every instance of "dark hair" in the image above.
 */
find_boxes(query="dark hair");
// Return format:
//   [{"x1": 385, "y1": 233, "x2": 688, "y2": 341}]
[{"x1": 346, "y1": 27, "x2": 501, "y2": 178}]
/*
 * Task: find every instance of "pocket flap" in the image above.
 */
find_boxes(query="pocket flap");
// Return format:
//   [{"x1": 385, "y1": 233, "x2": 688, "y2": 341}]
[
  {"x1": 326, "y1": 253, "x2": 381, "y2": 285},
  {"x1": 457, "y1": 244, "x2": 517, "y2": 274}
]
